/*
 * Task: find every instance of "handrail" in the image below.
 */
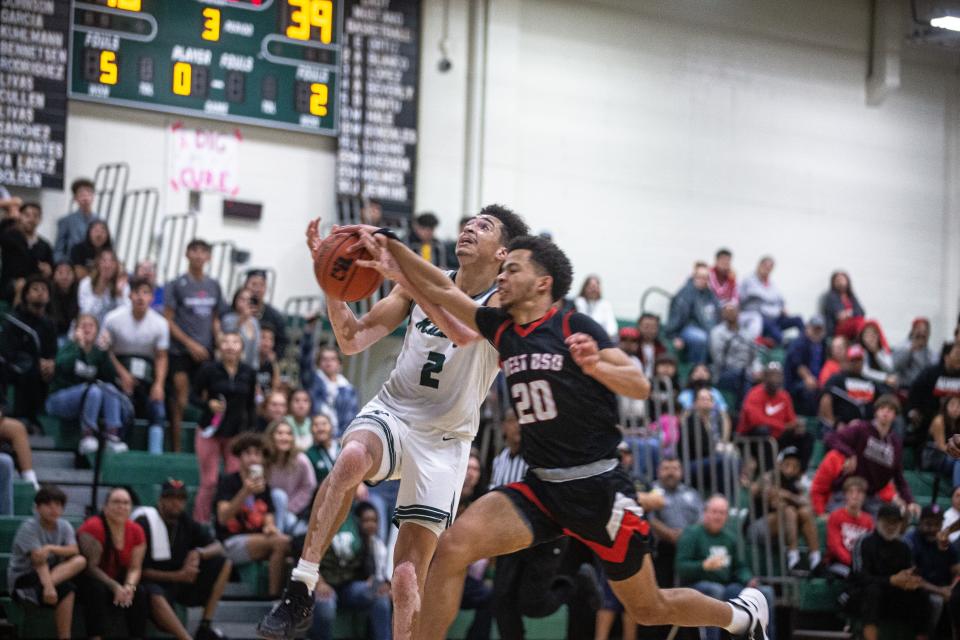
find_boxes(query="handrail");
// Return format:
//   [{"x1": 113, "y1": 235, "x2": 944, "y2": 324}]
[{"x1": 93, "y1": 162, "x2": 129, "y2": 224}]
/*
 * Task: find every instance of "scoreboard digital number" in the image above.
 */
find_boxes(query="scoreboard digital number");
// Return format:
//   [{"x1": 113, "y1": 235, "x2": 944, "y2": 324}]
[{"x1": 69, "y1": 0, "x2": 341, "y2": 135}]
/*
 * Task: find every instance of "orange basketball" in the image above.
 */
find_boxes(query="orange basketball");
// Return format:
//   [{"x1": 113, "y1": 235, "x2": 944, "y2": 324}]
[{"x1": 313, "y1": 232, "x2": 383, "y2": 302}]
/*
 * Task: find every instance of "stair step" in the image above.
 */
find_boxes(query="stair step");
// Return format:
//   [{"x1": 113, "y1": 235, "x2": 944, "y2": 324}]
[
  {"x1": 36, "y1": 467, "x2": 94, "y2": 485},
  {"x1": 223, "y1": 582, "x2": 259, "y2": 599},
  {"x1": 27, "y1": 435, "x2": 56, "y2": 450},
  {"x1": 793, "y1": 632, "x2": 851, "y2": 639},
  {"x1": 187, "y1": 599, "x2": 273, "y2": 623},
  {"x1": 33, "y1": 450, "x2": 76, "y2": 470},
  {"x1": 35, "y1": 467, "x2": 93, "y2": 485}
]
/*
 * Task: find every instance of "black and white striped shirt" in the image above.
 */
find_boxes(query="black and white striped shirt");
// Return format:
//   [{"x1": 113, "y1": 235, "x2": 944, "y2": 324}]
[{"x1": 489, "y1": 447, "x2": 528, "y2": 489}]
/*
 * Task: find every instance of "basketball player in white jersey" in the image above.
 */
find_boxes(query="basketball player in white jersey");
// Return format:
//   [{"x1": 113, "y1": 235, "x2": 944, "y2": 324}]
[{"x1": 258, "y1": 206, "x2": 529, "y2": 640}]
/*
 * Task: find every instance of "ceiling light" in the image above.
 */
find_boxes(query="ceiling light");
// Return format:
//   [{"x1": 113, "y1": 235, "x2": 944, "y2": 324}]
[{"x1": 931, "y1": 15, "x2": 960, "y2": 30}]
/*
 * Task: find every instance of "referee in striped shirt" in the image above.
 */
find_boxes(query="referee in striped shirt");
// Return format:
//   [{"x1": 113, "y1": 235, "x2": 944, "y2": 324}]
[{"x1": 489, "y1": 420, "x2": 528, "y2": 489}]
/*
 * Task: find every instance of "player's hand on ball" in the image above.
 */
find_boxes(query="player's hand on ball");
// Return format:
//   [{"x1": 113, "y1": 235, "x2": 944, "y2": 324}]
[
  {"x1": 566, "y1": 333, "x2": 600, "y2": 374},
  {"x1": 354, "y1": 231, "x2": 403, "y2": 282},
  {"x1": 947, "y1": 434, "x2": 960, "y2": 459}
]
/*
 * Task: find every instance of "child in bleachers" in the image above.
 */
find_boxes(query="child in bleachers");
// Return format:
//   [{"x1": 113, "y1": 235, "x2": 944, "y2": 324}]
[
  {"x1": 284, "y1": 388, "x2": 313, "y2": 451},
  {"x1": 7, "y1": 484, "x2": 86, "y2": 639},
  {"x1": 826, "y1": 476, "x2": 873, "y2": 577},
  {"x1": 747, "y1": 446, "x2": 821, "y2": 573}
]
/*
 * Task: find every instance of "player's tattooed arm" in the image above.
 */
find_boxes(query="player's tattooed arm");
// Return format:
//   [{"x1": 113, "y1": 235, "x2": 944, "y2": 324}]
[
  {"x1": 355, "y1": 231, "x2": 483, "y2": 333},
  {"x1": 566, "y1": 333, "x2": 651, "y2": 400}
]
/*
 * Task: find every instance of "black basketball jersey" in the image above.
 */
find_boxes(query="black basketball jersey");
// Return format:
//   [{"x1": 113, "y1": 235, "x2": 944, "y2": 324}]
[{"x1": 476, "y1": 306, "x2": 621, "y2": 469}]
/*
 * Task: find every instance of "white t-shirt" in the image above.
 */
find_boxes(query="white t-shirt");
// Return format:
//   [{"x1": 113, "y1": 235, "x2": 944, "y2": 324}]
[
  {"x1": 101, "y1": 306, "x2": 170, "y2": 358},
  {"x1": 78, "y1": 276, "x2": 130, "y2": 325}
]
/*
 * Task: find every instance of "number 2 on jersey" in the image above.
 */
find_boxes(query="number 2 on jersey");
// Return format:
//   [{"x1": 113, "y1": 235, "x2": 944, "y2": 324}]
[
  {"x1": 511, "y1": 381, "x2": 558, "y2": 424},
  {"x1": 419, "y1": 351, "x2": 445, "y2": 389}
]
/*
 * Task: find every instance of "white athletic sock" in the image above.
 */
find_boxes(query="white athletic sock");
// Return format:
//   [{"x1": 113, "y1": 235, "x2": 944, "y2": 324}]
[
  {"x1": 291, "y1": 559, "x2": 320, "y2": 592},
  {"x1": 787, "y1": 549, "x2": 801, "y2": 569},
  {"x1": 21, "y1": 469, "x2": 39, "y2": 490},
  {"x1": 724, "y1": 602, "x2": 751, "y2": 634},
  {"x1": 809, "y1": 550, "x2": 822, "y2": 568}
]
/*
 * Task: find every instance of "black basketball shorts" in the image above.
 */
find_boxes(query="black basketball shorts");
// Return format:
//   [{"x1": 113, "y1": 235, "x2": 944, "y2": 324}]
[{"x1": 496, "y1": 466, "x2": 652, "y2": 581}]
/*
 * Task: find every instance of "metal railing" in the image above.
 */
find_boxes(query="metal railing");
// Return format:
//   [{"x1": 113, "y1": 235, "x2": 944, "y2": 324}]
[
  {"x1": 207, "y1": 240, "x2": 238, "y2": 296},
  {"x1": 157, "y1": 213, "x2": 198, "y2": 286},
  {"x1": 639, "y1": 285, "x2": 672, "y2": 319},
  {"x1": 93, "y1": 162, "x2": 129, "y2": 223},
  {"x1": 618, "y1": 380, "x2": 797, "y2": 605},
  {"x1": 112, "y1": 188, "x2": 160, "y2": 273}
]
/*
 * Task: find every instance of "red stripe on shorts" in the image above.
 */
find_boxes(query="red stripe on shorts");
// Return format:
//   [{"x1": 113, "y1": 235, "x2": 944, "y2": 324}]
[{"x1": 562, "y1": 510, "x2": 650, "y2": 564}]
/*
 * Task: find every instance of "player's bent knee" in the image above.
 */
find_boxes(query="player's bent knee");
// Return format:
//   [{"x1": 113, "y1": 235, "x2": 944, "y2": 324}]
[
  {"x1": 329, "y1": 440, "x2": 374, "y2": 487},
  {"x1": 434, "y1": 527, "x2": 479, "y2": 568}
]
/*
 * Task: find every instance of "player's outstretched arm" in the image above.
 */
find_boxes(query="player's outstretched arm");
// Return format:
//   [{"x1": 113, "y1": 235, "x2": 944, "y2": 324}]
[
  {"x1": 356, "y1": 231, "x2": 482, "y2": 332},
  {"x1": 567, "y1": 333, "x2": 651, "y2": 399},
  {"x1": 347, "y1": 230, "x2": 482, "y2": 346}
]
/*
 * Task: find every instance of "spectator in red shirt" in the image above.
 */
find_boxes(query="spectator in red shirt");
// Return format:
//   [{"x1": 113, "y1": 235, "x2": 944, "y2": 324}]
[
  {"x1": 737, "y1": 363, "x2": 814, "y2": 469},
  {"x1": 76, "y1": 487, "x2": 150, "y2": 639},
  {"x1": 818, "y1": 336, "x2": 848, "y2": 387},
  {"x1": 826, "y1": 476, "x2": 874, "y2": 578},
  {"x1": 708, "y1": 248, "x2": 738, "y2": 306},
  {"x1": 810, "y1": 450, "x2": 896, "y2": 516},
  {"x1": 635, "y1": 313, "x2": 666, "y2": 379}
]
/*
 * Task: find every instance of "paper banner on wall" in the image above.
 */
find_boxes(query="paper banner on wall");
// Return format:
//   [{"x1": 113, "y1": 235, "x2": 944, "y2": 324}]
[{"x1": 167, "y1": 122, "x2": 242, "y2": 196}]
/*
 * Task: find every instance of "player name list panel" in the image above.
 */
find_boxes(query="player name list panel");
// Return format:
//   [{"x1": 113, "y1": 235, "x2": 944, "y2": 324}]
[
  {"x1": 0, "y1": 0, "x2": 69, "y2": 189},
  {"x1": 69, "y1": 0, "x2": 343, "y2": 135}
]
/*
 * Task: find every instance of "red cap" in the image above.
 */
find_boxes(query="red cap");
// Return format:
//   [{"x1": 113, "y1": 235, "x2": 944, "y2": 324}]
[
  {"x1": 847, "y1": 344, "x2": 865, "y2": 360},
  {"x1": 619, "y1": 327, "x2": 640, "y2": 340}
]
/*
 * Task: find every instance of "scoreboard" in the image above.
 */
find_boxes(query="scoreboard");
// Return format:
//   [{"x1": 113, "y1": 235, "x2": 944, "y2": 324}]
[{"x1": 69, "y1": 0, "x2": 342, "y2": 135}]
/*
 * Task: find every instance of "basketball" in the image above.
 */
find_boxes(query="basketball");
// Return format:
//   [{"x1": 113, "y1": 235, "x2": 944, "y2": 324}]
[{"x1": 313, "y1": 232, "x2": 383, "y2": 302}]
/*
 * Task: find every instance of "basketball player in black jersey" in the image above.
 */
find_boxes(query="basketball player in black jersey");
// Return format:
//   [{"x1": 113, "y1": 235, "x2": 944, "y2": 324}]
[{"x1": 352, "y1": 230, "x2": 770, "y2": 640}]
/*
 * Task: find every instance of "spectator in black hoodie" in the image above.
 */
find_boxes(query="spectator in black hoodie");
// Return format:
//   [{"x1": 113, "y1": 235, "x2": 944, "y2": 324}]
[
  {"x1": 0, "y1": 202, "x2": 53, "y2": 302},
  {"x1": 0, "y1": 275, "x2": 57, "y2": 425},
  {"x1": 850, "y1": 504, "x2": 929, "y2": 640}
]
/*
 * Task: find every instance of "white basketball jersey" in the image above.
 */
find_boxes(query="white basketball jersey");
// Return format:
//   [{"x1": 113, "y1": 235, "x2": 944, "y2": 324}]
[{"x1": 375, "y1": 275, "x2": 499, "y2": 437}]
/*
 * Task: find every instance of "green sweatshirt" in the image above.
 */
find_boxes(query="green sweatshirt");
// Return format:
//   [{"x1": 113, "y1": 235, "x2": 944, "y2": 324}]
[
  {"x1": 675, "y1": 523, "x2": 752, "y2": 586},
  {"x1": 50, "y1": 341, "x2": 116, "y2": 393}
]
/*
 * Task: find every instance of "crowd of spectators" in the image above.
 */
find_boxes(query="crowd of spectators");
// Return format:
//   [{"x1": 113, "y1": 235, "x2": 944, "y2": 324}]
[{"x1": 4, "y1": 185, "x2": 960, "y2": 639}]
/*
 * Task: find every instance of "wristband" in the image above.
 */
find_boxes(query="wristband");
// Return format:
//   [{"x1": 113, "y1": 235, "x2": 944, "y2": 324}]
[{"x1": 373, "y1": 227, "x2": 400, "y2": 241}]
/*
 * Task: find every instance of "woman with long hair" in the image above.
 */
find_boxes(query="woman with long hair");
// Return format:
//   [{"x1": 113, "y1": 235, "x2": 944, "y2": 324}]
[
  {"x1": 70, "y1": 220, "x2": 113, "y2": 280},
  {"x1": 49, "y1": 261, "x2": 79, "y2": 342},
  {"x1": 264, "y1": 420, "x2": 316, "y2": 535},
  {"x1": 858, "y1": 321, "x2": 895, "y2": 387},
  {"x1": 283, "y1": 388, "x2": 313, "y2": 451},
  {"x1": 75, "y1": 487, "x2": 150, "y2": 640},
  {"x1": 77, "y1": 248, "x2": 129, "y2": 325},
  {"x1": 190, "y1": 331, "x2": 257, "y2": 523},
  {"x1": 45, "y1": 314, "x2": 127, "y2": 455},
  {"x1": 221, "y1": 287, "x2": 261, "y2": 369},
  {"x1": 573, "y1": 274, "x2": 618, "y2": 340},
  {"x1": 822, "y1": 271, "x2": 865, "y2": 339}
]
